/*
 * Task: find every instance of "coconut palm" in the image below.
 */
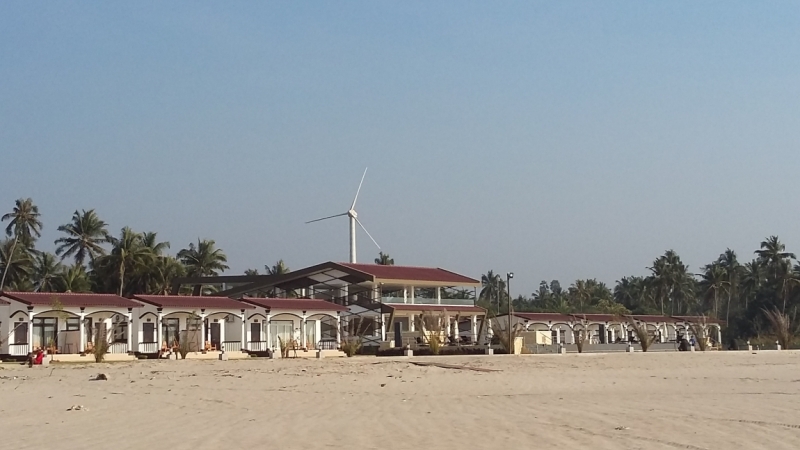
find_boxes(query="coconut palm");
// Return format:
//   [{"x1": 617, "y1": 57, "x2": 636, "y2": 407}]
[
  {"x1": 756, "y1": 236, "x2": 795, "y2": 280},
  {"x1": 57, "y1": 264, "x2": 91, "y2": 293},
  {"x1": 265, "y1": 259, "x2": 290, "y2": 276},
  {"x1": 148, "y1": 256, "x2": 186, "y2": 295},
  {"x1": 717, "y1": 248, "x2": 741, "y2": 323},
  {"x1": 178, "y1": 239, "x2": 229, "y2": 295},
  {"x1": 32, "y1": 252, "x2": 63, "y2": 292},
  {"x1": 740, "y1": 259, "x2": 764, "y2": 309},
  {"x1": 106, "y1": 227, "x2": 156, "y2": 296},
  {"x1": 55, "y1": 209, "x2": 110, "y2": 266},
  {"x1": 479, "y1": 270, "x2": 505, "y2": 306},
  {"x1": 1, "y1": 198, "x2": 42, "y2": 288},
  {"x1": 141, "y1": 232, "x2": 170, "y2": 256},
  {"x1": 0, "y1": 239, "x2": 33, "y2": 289},
  {"x1": 374, "y1": 252, "x2": 394, "y2": 265},
  {"x1": 699, "y1": 262, "x2": 729, "y2": 318}
]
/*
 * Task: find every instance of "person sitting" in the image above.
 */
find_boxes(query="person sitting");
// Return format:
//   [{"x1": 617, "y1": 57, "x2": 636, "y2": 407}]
[{"x1": 27, "y1": 348, "x2": 44, "y2": 367}]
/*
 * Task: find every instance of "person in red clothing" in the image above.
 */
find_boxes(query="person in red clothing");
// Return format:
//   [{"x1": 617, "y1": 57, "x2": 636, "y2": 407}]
[{"x1": 27, "y1": 348, "x2": 44, "y2": 367}]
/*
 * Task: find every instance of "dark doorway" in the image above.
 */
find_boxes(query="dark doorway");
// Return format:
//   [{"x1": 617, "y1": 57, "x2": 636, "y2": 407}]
[{"x1": 209, "y1": 322, "x2": 221, "y2": 349}]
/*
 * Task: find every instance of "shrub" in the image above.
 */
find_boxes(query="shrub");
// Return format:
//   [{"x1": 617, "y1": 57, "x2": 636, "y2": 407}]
[
  {"x1": 763, "y1": 307, "x2": 795, "y2": 350},
  {"x1": 340, "y1": 337, "x2": 362, "y2": 357},
  {"x1": 93, "y1": 326, "x2": 109, "y2": 363},
  {"x1": 628, "y1": 320, "x2": 657, "y2": 352}
]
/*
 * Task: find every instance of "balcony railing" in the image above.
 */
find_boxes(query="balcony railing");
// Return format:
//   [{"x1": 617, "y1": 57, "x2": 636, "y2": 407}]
[
  {"x1": 247, "y1": 341, "x2": 269, "y2": 352},
  {"x1": 222, "y1": 341, "x2": 242, "y2": 352},
  {"x1": 138, "y1": 342, "x2": 158, "y2": 353},
  {"x1": 380, "y1": 297, "x2": 475, "y2": 306},
  {"x1": 109, "y1": 343, "x2": 129, "y2": 354},
  {"x1": 9, "y1": 343, "x2": 29, "y2": 356},
  {"x1": 317, "y1": 339, "x2": 338, "y2": 350}
]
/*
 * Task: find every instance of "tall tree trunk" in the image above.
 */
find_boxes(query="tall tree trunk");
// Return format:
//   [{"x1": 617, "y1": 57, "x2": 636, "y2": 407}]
[{"x1": 0, "y1": 235, "x2": 19, "y2": 289}]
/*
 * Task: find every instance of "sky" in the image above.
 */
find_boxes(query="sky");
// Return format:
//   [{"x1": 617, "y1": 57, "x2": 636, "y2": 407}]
[{"x1": 2, "y1": 2, "x2": 800, "y2": 296}]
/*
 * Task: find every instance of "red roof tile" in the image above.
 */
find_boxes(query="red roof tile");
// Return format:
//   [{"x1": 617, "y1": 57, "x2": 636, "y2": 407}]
[
  {"x1": 388, "y1": 304, "x2": 485, "y2": 314},
  {"x1": 1, "y1": 292, "x2": 141, "y2": 309},
  {"x1": 132, "y1": 295, "x2": 254, "y2": 310},
  {"x1": 240, "y1": 298, "x2": 347, "y2": 312},
  {"x1": 514, "y1": 312, "x2": 574, "y2": 324},
  {"x1": 569, "y1": 313, "x2": 622, "y2": 323},
  {"x1": 628, "y1": 315, "x2": 681, "y2": 323},
  {"x1": 340, "y1": 263, "x2": 479, "y2": 285}
]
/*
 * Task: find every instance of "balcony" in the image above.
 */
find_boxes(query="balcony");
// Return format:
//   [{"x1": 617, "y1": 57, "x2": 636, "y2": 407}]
[{"x1": 380, "y1": 297, "x2": 475, "y2": 306}]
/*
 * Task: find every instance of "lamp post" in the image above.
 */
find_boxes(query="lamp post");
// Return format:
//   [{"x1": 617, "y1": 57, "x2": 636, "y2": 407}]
[{"x1": 506, "y1": 272, "x2": 514, "y2": 347}]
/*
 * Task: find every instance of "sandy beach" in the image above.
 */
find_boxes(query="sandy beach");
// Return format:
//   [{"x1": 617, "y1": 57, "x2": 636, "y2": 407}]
[{"x1": 1, "y1": 352, "x2": 799, "y2": 450}]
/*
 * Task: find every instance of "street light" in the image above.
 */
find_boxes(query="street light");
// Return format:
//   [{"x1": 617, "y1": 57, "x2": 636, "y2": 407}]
[{"x1": 506, "y1": 272, "x2": 514, "y2": 344}]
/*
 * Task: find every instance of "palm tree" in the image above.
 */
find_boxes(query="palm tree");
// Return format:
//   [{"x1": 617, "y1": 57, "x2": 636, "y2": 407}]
[
  {"x1": 1, "y1": 198, "x2": 43, "y2": 288},
  {"x1": 107, "y1": 227, "x2": 155, "y2": 296},
  {"x1": 178, "y1": 239, "x2": 229, "y2": 295},
  {"x1": 149, "y1": 256, "x2": 186, "y2": 295},
  {"x1": 375, "y1": 252, "x2": 394, "y2": 265},
  {"x1": 57, "y1": 264, "x2": 91, "y2": 293},
  {"x1": 756, "y1": 236, "x2": 796, "y2": 280},
  {"x1": 33, "y1": 252, "x2": 63, "y2": 292},
  {"x1": 179, "y1": 239, "x2": 229, "y2": 276},
  {"x1": 479, "y1": 270, "x2": 505, "y2": 306},
  {"x1": 0, "y1": 239, "x2": 33, "y2": 289},
  {"x1": 740, "y1": 259, "x2": 764, "y2": 309},
  {"x1": 699, "y1": 263, "x2": 729, "y2": 318},
  {"x1": 55, "y1": 209, "x2": 110, "y2": 266},
  {"x1": 717, "y1": 249, "x2": 741, "y2": 324},
  {"x1": 265, "y1": 259, "x2": 290, "y2": 276},
  {"x1": 141, "y1": 232, "x2": 170, "y2": 256}
]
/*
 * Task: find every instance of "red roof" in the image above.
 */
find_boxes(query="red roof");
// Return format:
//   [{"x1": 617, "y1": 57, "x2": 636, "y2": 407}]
[
  {"x1": 340, "y1": 263, "x2": 479, "y2": 285},
  {"x1": 132, "y1": 295, "x2": 254, "y2": 310},
  {"x1": 388, "y1": 304, "x2": 485, "y2": 314},
  {"x1": 1, "y1": 292, "x2": 141, "y2": 309},
  {"x1": 672, "y1": 315, "x2": 724, "y2": 325},
  {"x1": 569, "y1": 313, "x2": 620, "y2": 323},
  {"x1": 514, "y1": 312, "x2": 574, "y2": 324},
  {"x1": 241, "y1": 297, "x2": 347, "y2": 312},
  {"x1": 628, "y1": 315, "x2": 680, "y2": 323}
]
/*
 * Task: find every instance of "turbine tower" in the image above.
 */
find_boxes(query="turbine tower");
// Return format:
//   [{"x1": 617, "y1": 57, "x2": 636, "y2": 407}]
[{"x1": 306, "y1": 168, "x2": 380, "y2": 263}]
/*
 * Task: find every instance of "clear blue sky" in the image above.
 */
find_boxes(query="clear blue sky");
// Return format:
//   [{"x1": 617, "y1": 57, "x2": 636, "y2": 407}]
[{"x1": 2, "y1": 2, "x2": 800, "y2": 296}]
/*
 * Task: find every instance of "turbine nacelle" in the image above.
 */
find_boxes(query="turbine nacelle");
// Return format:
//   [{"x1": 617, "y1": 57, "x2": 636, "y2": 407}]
[{"x1": 306, "y1": 168, "x2": 379, "y2": 264}]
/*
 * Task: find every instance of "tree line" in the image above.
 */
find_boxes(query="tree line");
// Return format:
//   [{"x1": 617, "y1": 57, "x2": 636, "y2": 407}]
[
  {"x1": 480, "y1": 237, "x2": 796, "y2": 343},
  {"x1": 0, "y1": 198, "x2": 229, "y2": 296}
]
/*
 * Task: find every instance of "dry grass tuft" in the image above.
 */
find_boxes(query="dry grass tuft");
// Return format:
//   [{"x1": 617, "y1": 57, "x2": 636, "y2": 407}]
[
  {"x1": 415, "y1": 312, "x2": 446, "y2": 355},
  {"x1": 572, "y1": 316, "x2": 589, "y2": 353},
  {"x1": 762, "y1": 307, "x2": 794, "y2": 350},
  {"x1": 628, "y1": 320, "x2": 657, "y2": 352},
  {"x1": 92, "y1": 326, "x2": 109, "y2": 363},
  {"x1": 687, "y1": 318, "x2": 708, "y2": 351}
]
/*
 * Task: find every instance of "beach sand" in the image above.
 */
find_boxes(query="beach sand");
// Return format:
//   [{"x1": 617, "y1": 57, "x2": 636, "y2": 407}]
[{"x1": 1, "y1": 351, "x2": 799, "y2": 449}]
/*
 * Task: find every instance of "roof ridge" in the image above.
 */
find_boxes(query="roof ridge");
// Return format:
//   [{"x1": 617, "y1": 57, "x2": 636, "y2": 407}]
[{"x1": 1, "y1": 291, "x2": 124, "y2": 297}]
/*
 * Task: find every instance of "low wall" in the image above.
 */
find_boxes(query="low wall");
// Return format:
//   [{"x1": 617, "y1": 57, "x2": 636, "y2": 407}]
[{"x1": 525, "y1": 342, "x2": 680, "y2": 354}]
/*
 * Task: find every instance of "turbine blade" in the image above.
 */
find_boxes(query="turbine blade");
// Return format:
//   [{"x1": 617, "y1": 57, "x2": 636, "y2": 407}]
[
  {"x1": 355, "y1": 217, "x2": 380, "y2": 249},
  {"x1": 350, "y1": 167, "x2": 368, "y2": 210},
  {"x1": 305, "y1": 212, "x2": 348, "y2": 224}
]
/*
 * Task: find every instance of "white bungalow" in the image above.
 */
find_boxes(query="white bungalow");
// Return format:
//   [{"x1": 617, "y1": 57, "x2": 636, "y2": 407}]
[
  {"x1": 238, "y1": 297, "x2": 348, "y2": 352},
  {"x1": 0, "y1": 291, "x2": 142, "y2": 358},
  {"x1": 130, "y1": 295, "x2": 255, "y2": 354}
]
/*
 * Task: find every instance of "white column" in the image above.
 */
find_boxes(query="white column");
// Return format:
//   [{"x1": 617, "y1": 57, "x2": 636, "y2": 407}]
[
  {"x1": 610, "y1": 327, "x2": 616, "y2": 343},
  {"x1": 27, "y1": 309, "x2": 34, "y2": 350},
  {"x1": 436, "y1": 287, "x2": 441, "y2": 305},
  {"x1": 452, "y1": 318, "x2": 459, "y2": 340},
  {"x1": 716, "y1": 326, "x2": 722, "y2": 345},
  {"x1": 410, "y1": 287, "x2": 415, "y2": 305},
  {"x1": 266, "y1": 313, "x2": 272, "y2": 348},
  {"x1": 200, "y1": 311, "x2": 206, "y2": 349},
  {"x1": 220, "y1": 318, "x2": 226, "y2": 349},
  {"x1": 403, "y1": 287, "x2": 408, "y2": 304},
  {"x1": 486, "y1": 318, "x2": 494, "y2": 344},
  {"x1": 335, "y1": 313, "x2": 341, "y2": 346},
  {"x1": 471, "y1": 315, "x2": 478, "y2": 343},
  {"x1": 409, "y1": 314, "x2": 415, "y2": 332},
  {"x1": 301, "y1": 312, "x2": 307, "y2": 348},
  {"x1": 240, "y1": 310, "x2": 246, "y2": 350},
  {"x1": 380, "y1": 313, "x2": 386, "y2": 341},
  {"x1": 156, "y1": 310, "x2": 163, "y2": 349},
  {"x1": 444, "y1": 314, "x2": 450, "y2": 341},
  {"x1": 79, "y1": 310, "x2": 86, "y2": 353},
  {"x1": 126, "y1": 309, "x2": 133, "y2": 353},
  {"x1": 555, "y1": 326, "x2": 561, "y2": 344}
]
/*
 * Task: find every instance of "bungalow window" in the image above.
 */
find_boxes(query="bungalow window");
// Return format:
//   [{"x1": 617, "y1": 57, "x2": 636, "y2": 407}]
[
  {"x1": 32, "y1": 317, "x2": 57, "y2": 349},
  {"x1": 113, "y1": 315, "x2": 127, "y2": 343},
  {"x1": 14, "y1": 321, "x2": 28, "y2": 344},
  {"x1": 142, "y1": 323, "x2": 156, "y2": 343},
  {"x1": 163, "y1": 318, "x2": 180, "y2": 345},
  {"x1": 66, "y1": 318, "x2": 80, "y2": 331}
]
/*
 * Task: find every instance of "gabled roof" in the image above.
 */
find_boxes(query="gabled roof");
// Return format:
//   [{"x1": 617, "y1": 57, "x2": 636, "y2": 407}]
[
  {"x1": 514, "y1": 312, "x2": 574, "y2": 324},
  {"x1": 569, "y1": 313, "x2": 620, "y2": 323},
  {"x1": 628, "y1": 315, "x2": 681, "y2": 323},
  {"x1": 132, "y1": 295, "x2": 254, "y2": 310},
  {"x1": 240, "y1": 297, "x2": 347, "y2": 312},
  {"x1": 671, "y1": 315, "x2": 724, "y2": 325},
  {"x1": 340, "y1": 263, "x2": 480, "y2": 286},
  {"x1": 1, "y1": 292, "x2": 141, "y2": 309},
  {"x1": 388, "y1": 304, "x2": 485, "y2": 314}
]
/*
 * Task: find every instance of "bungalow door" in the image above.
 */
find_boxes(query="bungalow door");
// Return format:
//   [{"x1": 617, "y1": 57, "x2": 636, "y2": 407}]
[
  {"x1": 209, "y1": 322, "x2": 221, "y2": 350},
  {"x1": 14, "y1": 321, "x2": 28, "y2": 344}
]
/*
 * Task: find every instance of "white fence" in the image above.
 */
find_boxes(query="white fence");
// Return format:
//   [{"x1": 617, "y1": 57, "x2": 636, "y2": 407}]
[
  {"x1": 222, "y1": 341, "x2": 242, "y2": 352},
  {"x1": 138, "y1": 342, "x2": 158, "y2": 353}
]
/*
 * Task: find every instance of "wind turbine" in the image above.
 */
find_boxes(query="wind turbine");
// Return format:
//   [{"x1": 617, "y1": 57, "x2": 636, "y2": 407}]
[{"x1": 306, "y1": 168, "x2": 380, "y2": 264}]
